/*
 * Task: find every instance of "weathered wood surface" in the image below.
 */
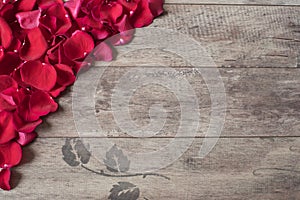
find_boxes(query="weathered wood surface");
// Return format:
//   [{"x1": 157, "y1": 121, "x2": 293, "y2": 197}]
[
  {"x1": 165, "y1": 0, "x2": 300, "y2": 6},
  {"x1": 150, "y1": 5, "x2": 300, "y2": 68},
  {"x1": 3, "y1": 3, "x2": 300, "y2": 200},
  {"x1": 37, "y1": 68, "x2": 300, "y2": 138},
  {"x1": 1, "y1": 138, "x2": 300, "y2": 199}
]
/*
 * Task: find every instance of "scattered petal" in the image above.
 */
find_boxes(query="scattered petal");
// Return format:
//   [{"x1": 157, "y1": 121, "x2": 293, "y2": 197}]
[
  {"x1": 20, "y1": 61, "x2": 57, "y2": 91},
  {"x1": 16, "y1": 10, "x2": 41, "y2": 29}
]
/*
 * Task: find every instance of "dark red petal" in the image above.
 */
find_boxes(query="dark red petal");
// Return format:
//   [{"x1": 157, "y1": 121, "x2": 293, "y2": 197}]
[
  {"x1": 0, "y1": 4, "x2": 14, "y2": 23},
  {"x1": 0, "y1": 17, "x2": 12, "y2": 49},
  {"x1": 13, "y1": 111, "x2": 42, "y2": 133},
  {"x1": 54, "y1": 64, "x2": 75, "y2": 86},
  {"x1": 0, "y1": 111, "x2": 16, "y2": 144},
  {"x1": 16, "y1": 94, "x2": 41, "y2": 122},
  {"x1": 0, "y1": 168, "x2": 11, "y2": 190},
  {"x1": 29, "y1": 91, "x2": 58, "y2": 116},
  {"x1": 0, "y1": 141, "x2": 22, "y2": 168},
  {"x1": 0, "y1": 96, "x2": 16, "y2": 112},
  {"x1": 38, "y1": 0, "x2": 63, "y2": 10},
  {"x1": 49, "y1": 85, "x2": 66, "y2": 97},
  {"x1": 93, "y1": 42, "x2": 113, "y2": 62},
  {"x1": 91, "y1": 28, "x2": 110, "y2": 40},
  {"x1": 16, "y1": 10, "x2": 41, "y2": 29},
  {"x1": 0, "y1": 76, "x2": 17, "y2": 111},
  {"x1": 20, "y1": 28, "x2": 48, "y2": 61},
  {"x1": 99, "y1": 3, "x2": 123, "y2": 23},
  {"x1": 63, "y1": 31, "x2": 94, "y2": 61},
  {"x1": 17, "y1": 0, "x2": 37, "y2": 12},
  {"x1": 117, "y1": 0, "x2": 139, "y2": 12},
  {"x1": 0, "y1": 75, "x2": 18, "y2": 93},
  {"x1": 42, "y1": 3, "x2": 72, "y2": 35},
  {"x1": 17, "y1": 132, "x2": 37, "y2": 146},
  {"x1": 0, "y1": 53, "x2": 21, "y2": 76},
  {"x1": 148, "y1": 0, "x2": 164, "y2": 17},
  {"x1": 6, "y1": 37, "x2": 21, "y2": 53},
  {"x1": 77, "y1": 17, "x2": 110, "y2": 40},
  {"x1": 20, "y1": 61, "x2": 57, "y2": 91},
  {"x1": 131, "y1": 0, "x2": 154, "y2": 28}
]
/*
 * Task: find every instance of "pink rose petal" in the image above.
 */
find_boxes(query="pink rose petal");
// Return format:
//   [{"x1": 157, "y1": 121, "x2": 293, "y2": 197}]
[
  {"x1": 17, "y1": 132, "x2": 37, "y2": 146},
  {"x1": 16, "y1": 10, "x2": 41, "y2": 29}
]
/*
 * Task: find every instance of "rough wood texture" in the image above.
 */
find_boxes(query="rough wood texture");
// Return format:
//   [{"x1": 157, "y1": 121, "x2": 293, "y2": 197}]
[
  {"x1": 166, "y1": 0, "x2": 300, "y2": 6},
  {"x1": 37, "y1": 68, "x2": 300, "y2": 138},
  {"x1": 150, "y1": 5, "x2": 300, "y2": 68},
  {"x1": 4, "y1": 3, "x2": 300, "y2": 200},
  {"x1": 1, "y1": 138, "x2": 299, "y2": 199}
]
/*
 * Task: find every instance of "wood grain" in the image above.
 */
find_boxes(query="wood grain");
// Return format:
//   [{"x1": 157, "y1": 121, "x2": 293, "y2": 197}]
[
  {"x1": 37, "y1": 68, "x2": 300, "y2": 138},
  {"x1": 165, "y1": 0, "x2": 300, "y2": 6},
  {"x1": 1, "y1": 137, "x2": 299, "y2": 199},
  {"x1": 149, "y1": 5, "x2": 300, "y2": 68},
  {"x1": 5, "y1": 3, "x2": 300, "y2": 200}
]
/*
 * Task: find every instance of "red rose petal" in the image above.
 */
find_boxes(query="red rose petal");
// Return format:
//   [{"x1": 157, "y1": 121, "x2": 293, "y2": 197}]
[
  {"x1": 20, "y1": 28, "x2": 48, "y2": 61},
  {"x1": 17, "y1": 132, "x2": 37, "y2": 146},
  {"x1": 117, "y1": 0, "x2": 138, "y2": 12},
  {"x1": 0, "y1": 141, "x2": 22, "y2": 168},
  {"x1": 98, "y1": 3, "x2": 123, "y2": 23},
  {"x1": 0, "y1": 111, "x2": 16, "y2": 144},
  {"x1": 41, "y1": 3, "x2": 72, "y2": 35},
  {"x1": 112, "y1": 15, "x2": 134, "y2": 45},
  {"x1": 29, "y1": 91, "x2": 58, "y2": 116},
  {"x1": 0, "y1": 17, "x2": 12, "y2": 49},
  {"x1": 0, "y1": 53, "x2": 21, "y2": 76},
  {"x1": 77, "y1": 16, "x2": 110, "y2": 40},
  {"x1": 0, "y1": 75, "x2": 18, "y2": 93},
  {"x1": 20, "y1": 61, "x2": 57, "y2": 91},
  {"x1": 17, "y1": 0, "x2": 37, "y2": 12},
  {"x1": 0, "y1": 168, "x2": 11, "y2": 190},
  {"x1": 0, "y1": 76, "x2": 17, "y2": 112},
  {"x1": 0, "y1": 93, "x2": 16, "y2": 111},
  {"x1": 16, "y1": 94, "x2": 36, "y2": 121},
  {"x1": 0, "y1": 4, "x2": 14, "y2": 22},
  {"x1": 16, "y1": 10, "x2": 41, "y2": 29},
  {"x1": 38, "y1": 0, "x2": 63, "y2": 10},
  {"x1": 13, "y1": 111, "x2": 42, "y2": 133},
  {"x1": 131, "y1": 0, "x2": 154, "y2": 28},
  {"x1": 148, "y1": 0, "x2": 164, "y2": 17},
  {"x1": 63, "y1": 31, "x2": 94, "y2": 61},
  {"x1": 54, "y1": 64, "x2": 75, "y2": 86},
  {"x1": 49, "y1": 85, "x2": 66, "y2": 97}
]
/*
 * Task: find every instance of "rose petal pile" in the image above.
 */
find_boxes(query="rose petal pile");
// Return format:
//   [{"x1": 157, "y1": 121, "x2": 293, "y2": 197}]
[{"x1": 0, "y1": 0, "x2": 163, "y2": 190}]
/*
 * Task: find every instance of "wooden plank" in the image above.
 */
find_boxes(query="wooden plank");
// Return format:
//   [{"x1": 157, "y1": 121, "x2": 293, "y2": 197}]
[
  {"x1": 165, "y1": 0, "x2": 300, "y2": 6},
  {"x1": 149, "y1": 5, "x2": 300, "y2": 68},
  {"x1": 37, "y1": 68, "x2": 300, "y2": 138},
  {"x1": 2, "y1": 137, "x2": 299, "y2": 199}
]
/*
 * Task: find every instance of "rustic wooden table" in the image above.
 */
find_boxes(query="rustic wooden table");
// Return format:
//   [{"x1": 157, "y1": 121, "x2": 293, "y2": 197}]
[{"x1": 2, "y1": 1, "x2": 300, "y2": 199}]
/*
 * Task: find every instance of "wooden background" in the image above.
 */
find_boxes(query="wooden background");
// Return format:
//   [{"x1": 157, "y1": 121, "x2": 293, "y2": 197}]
[{"x1": 1, "y1": 1, "x2": 300, "y2": 199}]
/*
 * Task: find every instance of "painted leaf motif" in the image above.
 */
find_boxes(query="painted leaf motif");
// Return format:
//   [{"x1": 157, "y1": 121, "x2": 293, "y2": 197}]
[
  {"x1": 62, "y1": 139, "x2": 91, "y2": 167},
  {"x1": 104, "y1": 145, "x2": 130, "y2": 173},
  {"x1": 108, "y1": 182, "x2": 140, "y2": 200}
]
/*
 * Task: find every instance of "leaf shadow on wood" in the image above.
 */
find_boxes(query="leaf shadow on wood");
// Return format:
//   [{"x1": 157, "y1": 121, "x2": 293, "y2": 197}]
[{"x1": 10, "y1": 146, "x2": 35, "y2": 189}]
